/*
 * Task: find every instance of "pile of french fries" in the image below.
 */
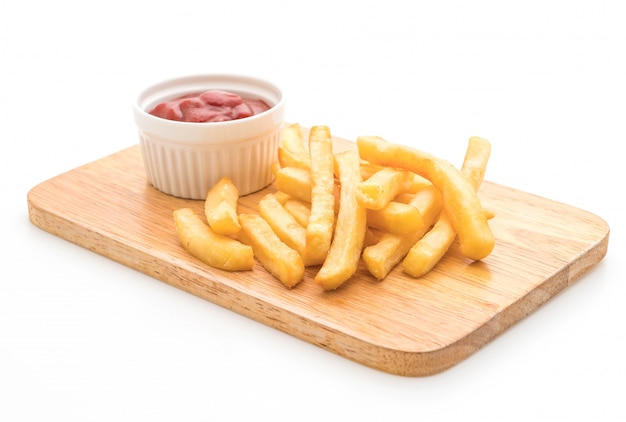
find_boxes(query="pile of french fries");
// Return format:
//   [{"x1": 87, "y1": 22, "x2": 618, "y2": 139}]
[{"x1": 173, "y1": 123, "x2": 494, "y2": 291}]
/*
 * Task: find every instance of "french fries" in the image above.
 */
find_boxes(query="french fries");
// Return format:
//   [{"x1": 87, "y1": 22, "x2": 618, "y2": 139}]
[
  {"x1": 274, "y1": 165, "x2": 341, "y2": 213},
  {"x1": 459, "y1": 136, "x2": 491, "y2": 190},
  {"x1": 403, "y1": 136, "x2": 492, "y2": 277},
  {"x1": 238, "y1": 213, "x2": 304, "y2": 288},
  {"x1": 173, "y1": 123, "x2": 494, "y2": 292},
  {"x1": 204, "y1": 177, "x2": 241, "y2": 236},
  {"x1": 280, "y1": 123, "x2": 308, "y2": 155},
  {"x1": 275, "y1": 166, "x2": 312, "y2": 203},
  {"x1": 283, "y1": 198, "x2": 311, "y2": 227},
  {"x1": 355, "y1": 167, "x2": 407, "y2": 210},
  {"x1": 272, "y1": 190, "x2": 292, "y2": 205},
  {"x1": 278, "y1": 123, "x2": 310, "y2": 170},
  {"x1": 357, "y1": 135, "x2": 494, "y2": 261},
  {"x1": 315, "y1": 150, "x2": 367, "y2": 290},
  {"x1": 258, "y1": 193, "x2": 306, "y2": 256},
  {"x1": 302, "y1": 125, "x2": 336, "y2": 267},
  {"x1": 362, "y1": 184, "x2": 443, "y2": 280},
  {"x1": 366, "y1": 201, "x2": 424, "y2": 235},
  {"x1": 402, "y1": 173, "x2": 433, "y2": 194},
  {"x1": 173, "y1": 208, "x2": 254, "y2": 271},
  {"x1": 360, "y1": 162, "x2": 431, "y2": 194}
]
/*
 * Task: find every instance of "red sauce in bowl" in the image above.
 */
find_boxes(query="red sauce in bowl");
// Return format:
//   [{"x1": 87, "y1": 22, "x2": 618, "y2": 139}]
[{"x1": 149, "y1": 90, "x2": 271, "y2": 123}]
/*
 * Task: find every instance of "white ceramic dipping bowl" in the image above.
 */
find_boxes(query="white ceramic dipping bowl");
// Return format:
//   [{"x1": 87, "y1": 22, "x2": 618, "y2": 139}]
[{"x1": 133, "y1": 74, "x2": 285, "y2": 199}]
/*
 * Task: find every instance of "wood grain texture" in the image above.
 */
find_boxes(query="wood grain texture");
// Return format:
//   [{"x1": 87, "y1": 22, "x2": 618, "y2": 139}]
[{"x1": 26, "y1": 136, "x2": 609, "y2": 376}]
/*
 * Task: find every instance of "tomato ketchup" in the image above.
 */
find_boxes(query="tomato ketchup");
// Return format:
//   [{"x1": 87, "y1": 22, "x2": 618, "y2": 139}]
[{"x1": 149, "y1": 90, "x2": 271, "y2": 123}]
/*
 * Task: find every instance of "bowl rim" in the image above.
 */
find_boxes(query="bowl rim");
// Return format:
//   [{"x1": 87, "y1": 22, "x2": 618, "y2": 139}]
[{"x1": 133, "y1": 73, "x2": 285, "y2": 128}]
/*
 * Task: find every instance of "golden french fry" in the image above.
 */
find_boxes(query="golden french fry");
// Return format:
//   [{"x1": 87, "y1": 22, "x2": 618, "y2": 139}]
[
  {"x1": 274, "y1": 165, "x2": 342, "y2": 214},
  {"x1": 278, "y1": 146, "x2": 311, "y2": 170},
  {"x1": 275, "y1": 166, "x2": 312, "y2": 203},
  {"x1": 283, "y1": 198, "x2": 311, "y2": 227},
  {"x1": 362, "y1": 184, "x2": 443, "y2": 280},
  {"x1": 258, "y1": 193, "x2": 306, "y2": 256},
  {"x1": 359, "y1": 160, "x2": 384, "y2": 180},
  {"x1": 403, "y1": 136, "x2": 492, "y2": 277},
  {"x1": 363, "y1": 232, "x2": 422, "y2": 280},
  {"x1": 204, "y1": 176, "x2": 241, "y2": 236},
  {"x1": 401, "y1": 173, "x2": 433, "y2": 193},
  {"x1": 355, "y1": 167, "x2": 407, "y2": 210},
  {"x1": 280, "y1": 123, "x2": 308, "y2": 154},
  {"x1": 173, "y1": 208, "x2": 253, "y2": 271},
  {"x1": 315, "y1": 150, "x2": 367, "y2": 290},
  {"x1": 459, "y1": 136, "x2": 491, "y2": 190},
  {"x1": 402, "y1": 213, "x2": 455, "y2": 277},
  {"x1": 360, "y1": 162, "x2": 431, "y2": 194},
  {"x1": 363, "y1": 228, "x2": 382, "y2": 248},
  {"x1": 278, "y1": 123, "x2": 310, "y2": 169},
  {"x1": 302, "y1": 126, "x2": 336, "y2": 266},
  {"x1": 238, "y1": 213, "x2": 304, "y2": 288},
  {"x1": 366, "y1": 201, "x2": 424, "y2": 235},
  {"x1": 272, "y1": 190, "x2": 292, "y2": 205},
  {"x1": 407, "y1": 185, "x2": 444, "y2": 224},
  {"x1": 357, "y1": 135, "x2": 494, "y2": 261},
  {"x1": 393, "y1": 192, "x2": 415, "y2": 204}
]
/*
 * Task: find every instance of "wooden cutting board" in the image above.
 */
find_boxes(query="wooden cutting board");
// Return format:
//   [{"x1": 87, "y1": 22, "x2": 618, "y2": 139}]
[{"x1": 27, "y1": 134, "x2": 609, "y2": 376}]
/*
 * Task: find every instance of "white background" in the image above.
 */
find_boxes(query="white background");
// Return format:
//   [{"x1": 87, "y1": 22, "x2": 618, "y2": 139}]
[{"x1": 2, "y1": 1, "x2": 624, "y2": 421}]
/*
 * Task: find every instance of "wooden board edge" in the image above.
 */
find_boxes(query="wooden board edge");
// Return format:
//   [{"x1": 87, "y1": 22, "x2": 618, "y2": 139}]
[
  {"x1": 26, "y1": 188, "x2": 610, "y2": 377},
  {"x1": 25, "y1": 192, "x2": 427, "y2": 375}
]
